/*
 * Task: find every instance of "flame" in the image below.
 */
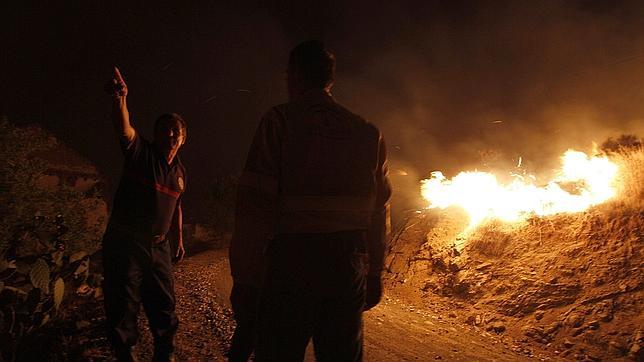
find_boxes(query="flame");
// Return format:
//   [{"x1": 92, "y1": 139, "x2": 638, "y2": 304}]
[{"x1": 421, "y1": 150, "x2": 619, "y2": 229}]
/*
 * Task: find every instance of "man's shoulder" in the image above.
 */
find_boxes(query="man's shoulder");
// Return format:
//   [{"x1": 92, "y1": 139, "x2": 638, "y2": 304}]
[
  {"x1": 121, "y1": 130, "x2": 152, "y2": 160},
  {"x1": 260, "y1": 104, "x2": 288, "y2": 126},
  {"x1": 330, "y1": 101, "x2": 381, "y2": 136}
]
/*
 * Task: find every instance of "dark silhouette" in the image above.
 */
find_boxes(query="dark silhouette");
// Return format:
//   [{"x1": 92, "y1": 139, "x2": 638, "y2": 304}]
[
  {"x1": 229, "y1": 40, "x2": 392, "y2": 361},
  {"x1": 102, "y1": 67, "x2": 187, "y2": 362}
]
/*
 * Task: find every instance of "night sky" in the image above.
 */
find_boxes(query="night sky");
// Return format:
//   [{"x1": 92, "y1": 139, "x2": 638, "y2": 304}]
[{"x1": 3, "y1": 1, "x2": 644, "y2": 220}]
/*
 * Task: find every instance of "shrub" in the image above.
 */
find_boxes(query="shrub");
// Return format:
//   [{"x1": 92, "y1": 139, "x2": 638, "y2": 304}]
[{"x1": 0, "y1": 118, "x2": 106, "y2": 360}]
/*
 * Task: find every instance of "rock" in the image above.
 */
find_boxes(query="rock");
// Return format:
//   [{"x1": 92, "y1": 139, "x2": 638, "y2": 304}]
[
  {"x1": 598, "y1": 311, "x2": 613, "y2": 322},
  {"x1": 453, "y1": 281, "x2": 469, "y2": 294},
  {"x1": 534, "y1": 310, "x2": 544, "y2": 320},
  {"x1": 522, "y1": 325, "x2": 544, "y2": 339},
  {"x1": 587, "y1": 320, "x2": 600, "y2": 330},
  {"x1": 565, "y1": 313, "x2": 585, "y2": 328},
  {"x1": 448, "y1": 311, "x2": 457, "y2": 318},
  {"x1": 536, "y1": 303, "x2": 550, "y2": 310},
  {"x1": 76, "y1": 320, "x2": 91, "y2": 330},
  {"x1": 491, "y1": 322, "x2": 506, "y2": 334},
  {"x1": 545, "y1": 322, "x2": 561, "y2": 335},
  {"x1": 572, "y1": 327, "x2": 585, "y2": 337},
  {"x1": 465, "y1": 315, "x2": 476, "y2": 325},
  {"x1": 608, "y1": 340, "x2": 628, "y2": 356},
  {"x1": 562, "y1": 340, "x2": 574, "y2": 349},
  {"x1": 494, "y1": 284, "x2": 507, "y2": 295},
  {"x1": 629, "y1": 343, "x2": 641, "y2": 360},
  {"x1": 475, "y1": 262, "x2": 493, "y2": 271}
]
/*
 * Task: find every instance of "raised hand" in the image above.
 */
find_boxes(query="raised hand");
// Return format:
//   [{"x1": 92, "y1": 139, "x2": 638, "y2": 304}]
[{"x1": 104, "y1": 66, "x2": 128, "y2": 97}]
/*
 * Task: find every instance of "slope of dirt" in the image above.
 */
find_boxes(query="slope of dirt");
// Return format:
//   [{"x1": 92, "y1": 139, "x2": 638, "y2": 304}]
[
  {"x1": 166, "y1": 248, "x2": 531, "y2": 361},
  {"x1": 385, "y1": 150, "x2": 644, "y2": 361},
  {"x1": 73, "y1": 245, "x2": 537, "y2": 360}
]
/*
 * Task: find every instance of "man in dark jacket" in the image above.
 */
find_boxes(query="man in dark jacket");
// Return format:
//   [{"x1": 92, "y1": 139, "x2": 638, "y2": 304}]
[
  {"x1": 103, "y1": 67, "x2": 186, "y2": 362},
  {"x1": 230, "y1": 40, "x2": 391, "y2": 362}
]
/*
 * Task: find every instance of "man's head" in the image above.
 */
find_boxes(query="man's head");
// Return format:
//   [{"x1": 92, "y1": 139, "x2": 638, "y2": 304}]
[
  {"x1": 287, "y1": 40, "x2": 335, "y2": 99},
  {"x1": 154, "y1": 113, "x2": 187, "y2": 156}
]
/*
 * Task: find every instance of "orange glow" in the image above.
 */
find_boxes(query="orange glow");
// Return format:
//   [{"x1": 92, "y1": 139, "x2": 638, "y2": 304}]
[{"x1": 421, "y1": 150, "x2": 619, "y2": 229}]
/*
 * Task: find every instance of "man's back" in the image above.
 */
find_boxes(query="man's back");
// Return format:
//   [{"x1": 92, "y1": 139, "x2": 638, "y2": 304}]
[
  {"x1": 231, "y1": 41, "x2": 390, "y2": 362},
  {"x1": 255, "y1": 89, "x2": 387, "y2": 234}
]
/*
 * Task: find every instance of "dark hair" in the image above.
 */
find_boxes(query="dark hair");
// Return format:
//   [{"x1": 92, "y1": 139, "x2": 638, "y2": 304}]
[
  {"x1": 154, "y1": 113, "x2": 187, "y2": 136},
  {"x1": 288, "y1": 40, "x2": 336, "y2": 89}
]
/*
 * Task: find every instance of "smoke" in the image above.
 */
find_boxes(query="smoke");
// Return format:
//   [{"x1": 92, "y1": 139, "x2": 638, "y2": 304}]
[
  {"x1": 268, "y1": 1, "x2": 644, "y2": 217},
  {"x1": 6, "y1": 1, "x2": 644, "y2": 221},
  {"x1": 266, "y1": 1, "x2": 644, "y2": 213}
]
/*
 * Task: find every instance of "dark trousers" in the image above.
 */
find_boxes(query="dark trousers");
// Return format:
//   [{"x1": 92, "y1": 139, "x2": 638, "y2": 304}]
[
  {"x1": 229, "y1": 283, "x2": 260, "y2": 361},
  {"x1": 102, "y1": 230, "x2": 178, "y2": 359},
  {"x1": 256, "y1": 231, "x2": 368, "y2": 362}
]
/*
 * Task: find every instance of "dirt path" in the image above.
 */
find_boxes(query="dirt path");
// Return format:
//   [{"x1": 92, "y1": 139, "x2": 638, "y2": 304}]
[{"x1": 131, "y1": 247, "x2": 537, "y2": 361}]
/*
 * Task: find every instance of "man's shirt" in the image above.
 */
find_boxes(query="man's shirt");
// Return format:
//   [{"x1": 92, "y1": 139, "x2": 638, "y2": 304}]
[
  {"x1": 108, "y1": 132, "x2": 186, "y2": 240},
  {"x1": 231, "y1": 89, "x2": 391, "y2": 284}
]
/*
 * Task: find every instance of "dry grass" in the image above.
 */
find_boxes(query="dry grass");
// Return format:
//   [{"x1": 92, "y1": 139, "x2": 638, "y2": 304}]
[{"x1": 611, "y1": 146, "x2": 644, "y2": 209}]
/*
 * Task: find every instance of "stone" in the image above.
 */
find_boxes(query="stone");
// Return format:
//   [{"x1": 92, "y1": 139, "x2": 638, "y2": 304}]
[
  {"x1": 75, "y1": 320, "x2": 91, "y2": 330},
  {"x1": 465, "y1": 315, "x2": 476, "y2": 325},
  {"x1": 572, "y1": 328, "x2": 585, "y2": 337},
  {"x1": 545, "y1": 322, "x2": 561, "y2": 335},
  {"x1": 566, "y1": 313, "x2": 585, "y2": 328},
  {"x1": 475, "y1": 262, "x2": 493, "y2": 271},
  {"x1": 629, "y1": 343, "x2": 641, "y2": 359},
  {"x1": 534, "y1": 310, "x2": 544, "y2": 320},
  {"x1": 587, "y1": 320, "x2": 600, "y2": 330},
  {"x1": 598, "y1": 311, "x2": 613, "y2": 322},
  {"x1": 608, "y1": 340, "x2": 628, "y2": 356},
  {"x1": 491, "y1": 322, "x2": 506, "y2": 334}
]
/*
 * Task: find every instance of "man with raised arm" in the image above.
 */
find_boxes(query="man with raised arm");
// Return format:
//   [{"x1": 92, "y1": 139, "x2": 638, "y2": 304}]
[
  {"x1": 230, "y1": 40, "x2": 391, "y2": 361},
  {"x1": 102, "y1": 67, "x2": 187, "y2": 362}
]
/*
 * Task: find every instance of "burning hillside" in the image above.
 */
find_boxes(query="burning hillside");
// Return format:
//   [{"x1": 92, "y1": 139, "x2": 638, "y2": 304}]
[{"x1": 385, "y1": 143, "x2": 643, "y2": 361}]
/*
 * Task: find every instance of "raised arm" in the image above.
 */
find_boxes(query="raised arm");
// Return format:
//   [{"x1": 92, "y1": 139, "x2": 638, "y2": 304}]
[{"x1": 105, "y1": 67, "x2": 135, "y2": 142}]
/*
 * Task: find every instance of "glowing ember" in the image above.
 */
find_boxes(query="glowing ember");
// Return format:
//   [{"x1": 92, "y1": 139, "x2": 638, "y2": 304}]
[{"x1": 421, "y1": 150, "x2": 619, "y2": 229}]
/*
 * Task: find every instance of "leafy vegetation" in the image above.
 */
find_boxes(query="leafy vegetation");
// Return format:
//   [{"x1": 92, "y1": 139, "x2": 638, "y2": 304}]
[{"x1": 0, "y1": 119, "x2": 106, "y2": 360}]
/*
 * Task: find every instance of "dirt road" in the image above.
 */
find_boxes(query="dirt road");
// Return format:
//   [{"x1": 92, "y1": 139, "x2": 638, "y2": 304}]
[{"x1": 130, "y1": 246, "x2": 538, "y2": 361}]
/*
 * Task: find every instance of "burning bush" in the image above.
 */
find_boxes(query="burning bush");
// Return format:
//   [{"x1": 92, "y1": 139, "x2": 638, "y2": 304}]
[
  {"x1": 600, "y1": 134, "x2": 643, "y2": 154},
  {"x1": 611, "y1": 142, "x2": 644, "y2": 209},
  {"x1": 386, "y1": 139, "x2": 643, "y2": 360}
]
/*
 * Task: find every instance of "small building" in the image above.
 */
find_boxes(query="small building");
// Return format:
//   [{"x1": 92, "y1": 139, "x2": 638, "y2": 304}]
[{"x1": 32, "y1": 145, "x2": 108, "y2": 231}]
